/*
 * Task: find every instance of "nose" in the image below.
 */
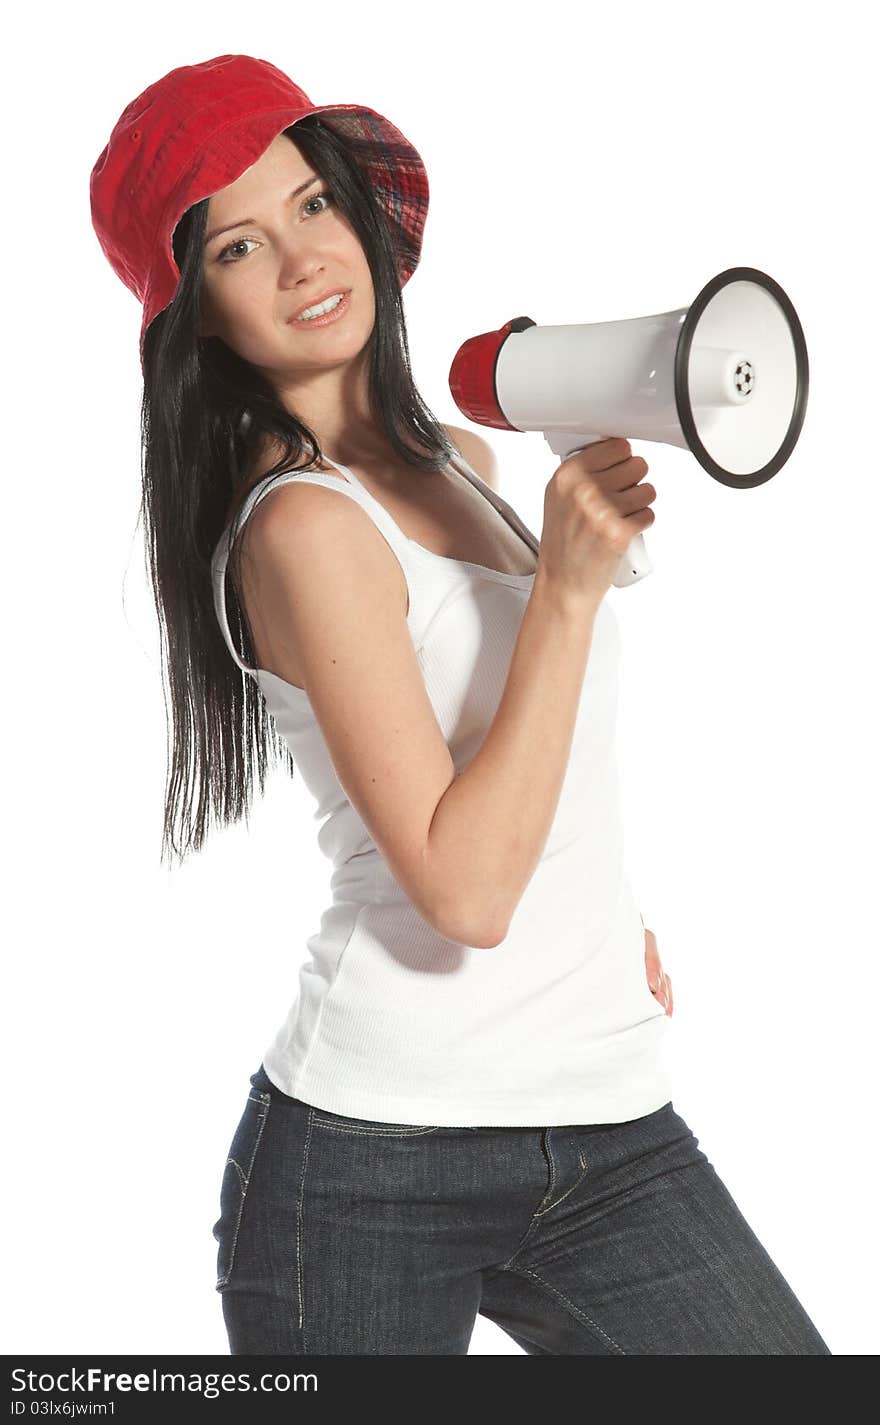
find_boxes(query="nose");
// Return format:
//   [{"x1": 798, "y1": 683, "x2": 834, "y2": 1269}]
[{"x1": 278, "y1": 238, "x2": 325, "y2": 289}]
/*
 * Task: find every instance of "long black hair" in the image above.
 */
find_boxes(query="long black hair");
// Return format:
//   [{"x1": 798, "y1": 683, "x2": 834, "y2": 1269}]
[{"x1": 138, "y1": 115, "x2": 452, "y2": 868}]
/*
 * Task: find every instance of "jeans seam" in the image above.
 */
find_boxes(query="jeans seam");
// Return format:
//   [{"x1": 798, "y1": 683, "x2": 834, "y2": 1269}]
[
  {"x1": 507, "y1": 1263, "x2": 628, "y2": 1355},
  {"x1": 499, "y1": 1144, "x2": 592, "y2": 1269},
  {"x1": 216, "y1": 1090, "x2": 271, "y2": 1291},
  {"x1": 540, "y1": 1130, "x2": 557, "y2": 1209},
  {"x1": 534, "y1": 1149, "x2": 590, "y2": 1216},
  {"x1": 297, "y1": 1108, "x2": 315, "y2": 1338},
  {"x1": 310, "y1": 1121, "x2": 442, "y2": 1137}
]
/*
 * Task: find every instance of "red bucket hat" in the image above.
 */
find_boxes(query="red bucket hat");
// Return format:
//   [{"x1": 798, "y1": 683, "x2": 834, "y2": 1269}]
[{"x1": 89, "y1": 54, "x2": 430, "y2": 373}]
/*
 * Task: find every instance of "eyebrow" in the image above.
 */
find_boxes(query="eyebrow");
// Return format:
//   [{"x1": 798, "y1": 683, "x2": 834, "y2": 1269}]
[{"x1": 204, "y1": 176, "x2": 322, "y2": 247}]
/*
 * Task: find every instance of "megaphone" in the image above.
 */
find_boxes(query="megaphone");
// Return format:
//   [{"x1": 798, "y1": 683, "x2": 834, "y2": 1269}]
[{"x1": 449, "y1": 267, "x2": 809, "y2": 587}]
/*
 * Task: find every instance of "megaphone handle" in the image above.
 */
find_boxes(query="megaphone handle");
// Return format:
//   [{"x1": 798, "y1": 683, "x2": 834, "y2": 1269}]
[{"x1": 543, "y1": 431, "x2": 653, "y2": 589}]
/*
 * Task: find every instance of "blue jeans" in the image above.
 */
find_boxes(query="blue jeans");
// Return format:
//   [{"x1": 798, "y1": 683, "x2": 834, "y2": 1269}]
[{"x1": 212, "y1": 1063, "x2": 831, "y2": 1355}]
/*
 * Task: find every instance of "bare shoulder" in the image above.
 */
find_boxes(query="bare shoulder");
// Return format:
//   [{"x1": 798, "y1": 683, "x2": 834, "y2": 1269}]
[
  {"x1": 236, "y1": 477, "x2": 410, "y2": 687},
  {"x1": 442, "y1": 424, "x2": 500, "y2": 490},
  {"x1": 242, "y1": 473, "x2": 409, "y2": 609}
]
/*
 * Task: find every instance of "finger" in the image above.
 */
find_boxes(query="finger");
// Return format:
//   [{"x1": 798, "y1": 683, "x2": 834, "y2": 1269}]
[
  {"x1": 644, "y1": 939, "x2": 662, "y2": 991},
  {"x1": 650, "y1": 966, "x2": 669, "y2": 1010}
]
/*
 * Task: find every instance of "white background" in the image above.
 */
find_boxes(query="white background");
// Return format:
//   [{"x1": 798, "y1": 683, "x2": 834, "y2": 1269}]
[{"x1": 4, "y1": 0, "x2": 876, "y2": 1357}]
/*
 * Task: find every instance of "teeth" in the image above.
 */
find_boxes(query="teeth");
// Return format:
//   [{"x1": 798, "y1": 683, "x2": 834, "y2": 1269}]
[{"x1": 296, "y1": 292, "x2": 345, "y2": 321}]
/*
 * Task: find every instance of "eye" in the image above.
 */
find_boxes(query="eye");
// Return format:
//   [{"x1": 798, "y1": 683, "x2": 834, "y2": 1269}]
[
  {"x1": 303, "y1": 192, "x2": 333, "y2": 217},
  {"x1": 217, "y1": 237, "x2": 258, "y2": 264},
  {"x1": 216, "y1": 190, "x2": 335, "y2": 264}
]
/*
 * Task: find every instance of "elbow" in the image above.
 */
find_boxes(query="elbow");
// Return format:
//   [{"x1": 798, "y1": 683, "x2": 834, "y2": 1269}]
[
  {"x1": 470, "y1": 910, "x2": 510, "y2": 947},
  {"x1": 444, "y1": 919, "x2": 509, "y2": 950},
  {"x1": 474, "y1": 923, "x2": 509, "y2": 949},
  {"x1": 429, "y1": 897, "x2": 510, "y2": 949},
  {"x1": 418, "y1": 847, "x2": 510, "y2": 947}
]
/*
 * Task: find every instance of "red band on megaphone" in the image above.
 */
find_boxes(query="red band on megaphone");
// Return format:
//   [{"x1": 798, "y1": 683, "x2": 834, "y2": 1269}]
[{"x1": 449, "y1": 316, "x2": 536, "y2": 429}]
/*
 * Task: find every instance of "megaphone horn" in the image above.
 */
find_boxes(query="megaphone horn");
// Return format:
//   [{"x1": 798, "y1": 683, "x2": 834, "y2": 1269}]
[{"x1": 449, "y1": 266, "x2": 809, "y2": 588}]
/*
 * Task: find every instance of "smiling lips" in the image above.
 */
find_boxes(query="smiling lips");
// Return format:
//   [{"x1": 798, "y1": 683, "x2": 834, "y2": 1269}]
[{"x1": 289, "y1": 290, "x2": 352, "y2": 326}]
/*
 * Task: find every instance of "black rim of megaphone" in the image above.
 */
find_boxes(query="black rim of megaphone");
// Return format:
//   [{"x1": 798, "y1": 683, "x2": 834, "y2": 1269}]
[{"x1": 673, "y1": 266, "x2": 809, "y2": 489}]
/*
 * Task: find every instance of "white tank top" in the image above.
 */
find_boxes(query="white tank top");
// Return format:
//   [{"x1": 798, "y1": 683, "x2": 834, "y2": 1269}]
[{"x1": 211, "y1": 446, "x2": 671, "y2": 1126}]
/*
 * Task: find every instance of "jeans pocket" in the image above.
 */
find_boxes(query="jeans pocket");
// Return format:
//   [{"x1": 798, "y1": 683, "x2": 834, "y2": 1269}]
[
  {"x1": 309, "y1": 1105, "x2": 441, "y2": 1137},
  {"x1": 212, "y1": 1086, "x2": 272, "y2": 1290}
]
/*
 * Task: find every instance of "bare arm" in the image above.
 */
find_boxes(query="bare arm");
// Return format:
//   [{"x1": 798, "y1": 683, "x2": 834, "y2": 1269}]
[
  {"x1": 424, "y1": 574, "x2": 598, "y2": 944},
  {"x1": 422, "y1": 428, "x2": 596, "y2": 942}
]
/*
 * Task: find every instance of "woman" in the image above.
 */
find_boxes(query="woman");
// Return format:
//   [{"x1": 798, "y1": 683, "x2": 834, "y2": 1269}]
[{"x1": 90, "y1": 54, "x2": 830, "y2": 1356}]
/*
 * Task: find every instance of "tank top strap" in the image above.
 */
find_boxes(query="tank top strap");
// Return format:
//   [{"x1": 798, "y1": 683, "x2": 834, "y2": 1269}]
[
  {"x1": 317, "y1": 455, "x2": 417, "y2": 557},
  {"x1": 210, "y1": 459, "x2": 415, "y2": 676}
]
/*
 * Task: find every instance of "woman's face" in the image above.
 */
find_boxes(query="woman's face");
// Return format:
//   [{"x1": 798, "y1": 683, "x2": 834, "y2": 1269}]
[{"x1": 198, "y1": 132, "x2": 375, "y2": 382}]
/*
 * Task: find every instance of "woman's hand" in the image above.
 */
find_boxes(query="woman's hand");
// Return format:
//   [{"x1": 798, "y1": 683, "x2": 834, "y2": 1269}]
[{"x1": 644, "y1": 926, "x2": 673, "y2": 1016}]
